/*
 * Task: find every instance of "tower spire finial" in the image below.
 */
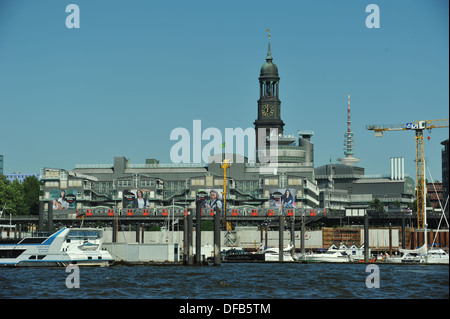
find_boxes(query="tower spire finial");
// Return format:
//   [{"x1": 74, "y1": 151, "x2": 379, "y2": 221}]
[{"x1": 265, "y1": 29, "x2": 272, "y2": 61}]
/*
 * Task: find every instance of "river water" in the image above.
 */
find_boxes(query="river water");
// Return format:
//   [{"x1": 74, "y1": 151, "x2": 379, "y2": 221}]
[{"x1": 0, "y1": 263, "x2": 448, "y2": 300}]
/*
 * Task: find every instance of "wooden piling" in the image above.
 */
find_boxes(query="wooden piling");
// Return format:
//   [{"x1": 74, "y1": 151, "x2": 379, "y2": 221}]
[
  {"x1": 195, "y1": 199, "x2": 202, "y2": 265},
  {"x1": 401, "y1": 216, "x2": 406, "y2": 249},
  {"x1": 47, "y1": 201, "x2": 53, "y2": 232},
  {"x1": 364, "y1": 214, "x2": 369, "y2": 262},
  {"x1": 301, "y1": 214, "x2": 305, "y2": 254},
  {"x1": 279, "y1": 215, "x2": 283, "y2": 262},
  {"x1": 188, "y1": 210, "x2": 194, "y2": 265},
  {"x1": 183, "y1": 215, "x2": 188, "y2": 265},
  {"x1": 214, "y1": 207, "x2": 221, "y2": 266},
  {"x1": 290, "y1": 217, "x2": 295, "y2": 258},
  {"x1": 135, "y1": 223, "x2": 140, "y2": 243}
]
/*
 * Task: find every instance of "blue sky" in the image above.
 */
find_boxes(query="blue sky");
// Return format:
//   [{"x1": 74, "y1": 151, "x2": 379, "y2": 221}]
[{"x1": 0, "y1": 0, "x2": 448, "y2": 183}]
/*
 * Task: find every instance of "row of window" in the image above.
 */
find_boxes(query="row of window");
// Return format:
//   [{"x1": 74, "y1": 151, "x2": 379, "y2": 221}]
[{"x1": 44, "y1": 176, "x2": 304, "y2": 190}]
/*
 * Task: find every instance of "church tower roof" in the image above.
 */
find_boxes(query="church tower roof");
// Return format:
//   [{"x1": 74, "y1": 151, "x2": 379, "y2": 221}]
[{"x1": 260, "y1": 32, "x2": 279, "y2": 78}]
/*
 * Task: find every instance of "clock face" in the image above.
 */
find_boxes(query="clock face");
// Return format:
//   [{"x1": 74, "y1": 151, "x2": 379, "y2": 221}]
[{"x1": 262, "y1": 104, "x2": 274, "y2": 116}]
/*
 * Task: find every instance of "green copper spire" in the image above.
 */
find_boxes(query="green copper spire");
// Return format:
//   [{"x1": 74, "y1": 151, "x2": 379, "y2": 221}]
[
  {"x1": 266, "y1": 30, "x2": 273, "y2": 61},
  {"x1": 260, "y1": 30, "x2": 278, "y2": 77}
]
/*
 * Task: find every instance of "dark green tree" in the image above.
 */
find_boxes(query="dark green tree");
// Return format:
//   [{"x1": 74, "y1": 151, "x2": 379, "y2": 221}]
[
  {"x1": 369, "y1": 198, "x2": 385, "y2": 212},
  {"x1": 0, "y1": 176, "x2": 26, "y2": 215},
  {"x1": 23, "y1": 176, "x2": 41, "y2": 215},
  {"x1": 201, "y1": 220, "x2": 214, "y2": 231}
]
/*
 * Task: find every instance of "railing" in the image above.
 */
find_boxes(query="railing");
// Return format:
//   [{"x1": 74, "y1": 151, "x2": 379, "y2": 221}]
[
  {"x1": 127, "y1": 163, "x2": 207, "y2": 168},
  {"x1": 316, "y1": 173, "x2": 410, "y2": 179},
  {"x1": 74, "y1": 164, "x2": 114, "y2": 169}
]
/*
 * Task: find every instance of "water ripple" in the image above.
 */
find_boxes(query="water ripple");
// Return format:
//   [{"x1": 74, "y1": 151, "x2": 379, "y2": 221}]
[{"x1": 0, "y1": 263, "x2": 448, "y2": 299}]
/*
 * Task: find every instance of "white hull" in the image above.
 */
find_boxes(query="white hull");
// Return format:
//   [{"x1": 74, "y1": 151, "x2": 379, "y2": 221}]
[
  {"x1": 258, "y1": 245, "x2": 294, "y2": 262},
  {"x1": 299, "y1": 248, "x2": 352, "y2": 263},
  {"x1": 426, "y1": 249, "x2": 449, "y2": 264},
  {"x1": 263, "y1": 252, "x2": 294, "y2": 262},
  {"x1": 301, "y1": 255, "x2": 351, "y2": 263},
  {"x1": 0, "y1": 228, "x2": 113, "y2": 267},
  {"x1": 384, "y1": 248, "x2": 449, "y2": 264}
]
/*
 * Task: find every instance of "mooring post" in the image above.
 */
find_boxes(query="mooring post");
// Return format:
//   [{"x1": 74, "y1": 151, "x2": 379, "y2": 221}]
[
  {"x1": 260, "y1": 224, "x2": 264, "y2": 245},
  {"x1": 290, "y1": 217, "x2": 295, "y2": 258},
  {"x1": 301, "y1": 213, "x2": 305, "y2": 254},
  {"x1": 401, "y1": 216, "x2": 406, "y2": 249},
  {"x1": 188, "y1": 210, "x2": 194, "y2": 265},
  {"x1": 183, "y1": 215, "x2": 188, "y2": 265},
  {"x1": 195, "y1": 197, "x2": 202, "y2": 265},
  {"x1": 38, "y1": 202, "x2": 44, "y2": 232},
  {"x1": 389, "y1": 223, "x2": 392, "y2": 256},
  {"x1": 112, "y1": 218, "x2": 117, "y2": 243},
  {"x1": 135, "y1": 223, "x2": 140, "y2": 243},
  {"x1": 214, "y1": 207, "x2": 221, "y2": 266},
  {"x1": 47, "y1": 201, "x2": 53, "y2": 232},
  {"x1": 265, "y1": 224, "x2": 269, "y2": 248},
  {"x1": 364, "y1": 213, "x2": 369, "y2": 262},
  {"x1": 279, "y1": 215, "x2": 283, "y2": 262}
]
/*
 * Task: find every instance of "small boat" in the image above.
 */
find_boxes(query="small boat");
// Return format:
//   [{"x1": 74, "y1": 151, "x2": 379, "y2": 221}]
[
  {"x1": 260, "y1": 246, "x2": 294, "y2": 262},
  {"x1": 426, "y1": 248, "x2": 449, "y2": 264},
  {"x1": 222, "y1": 248, "x2": 264, "y2": 262},
  {"x1": 0, "y1": 227, "x2": 114, "y2": 267},
  {"x1": 78, "y1": 242, "x2": 100, "y2": 251},
  {"x1": 299, "y1": 246, "x2": 351, "y2": 263},
  {"x1": 384, "y1": 246, "x2": 426, "y2": 264}
]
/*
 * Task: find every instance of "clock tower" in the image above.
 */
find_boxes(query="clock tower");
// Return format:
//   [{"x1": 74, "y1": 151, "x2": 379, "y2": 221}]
[{"x1": 254, "y1": 33, "x2": 285, "y2": 151}]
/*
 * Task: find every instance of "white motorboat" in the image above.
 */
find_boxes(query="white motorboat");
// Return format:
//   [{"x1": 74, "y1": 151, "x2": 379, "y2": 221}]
[
  {"x1": 261, "y1": 245, "x2": 294, "y2": 262},
  {"x1": 385, "y1": 245, "x2": 427, "y2": 264},
  {"x1": 384, "y1": 245, "x2": 449, "y2": 264},
  {"x1": 400, "y1": 253, "x2": 426, "y2": 264},
  {"x1": 0, "y1": 227, "x2": 114, "y2": 267},
  {"x1": 426, "y1": 248, "x2": 449, "y2": 264},
  {"x1": 300, "y1": 246, "x2": 352, "y2": 263}
]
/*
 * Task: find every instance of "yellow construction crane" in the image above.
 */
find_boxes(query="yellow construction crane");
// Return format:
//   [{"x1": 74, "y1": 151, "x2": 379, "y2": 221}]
[
  {"x1": 221, "y1": 159, "x2": 232, "y2": 231},
  {"x1": 366, "y1": 119, "x2": 449, "y2": 229}
]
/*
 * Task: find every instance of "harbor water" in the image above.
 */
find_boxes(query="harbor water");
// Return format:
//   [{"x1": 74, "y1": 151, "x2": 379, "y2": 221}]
[{"x1": 0, "y1": 263, "x2": 448, "y2": 300}]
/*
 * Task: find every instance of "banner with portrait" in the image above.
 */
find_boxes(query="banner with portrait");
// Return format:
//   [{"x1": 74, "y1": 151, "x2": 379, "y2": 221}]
[
  {"x1": 122, "y1": 189, "x2": 151, "y2": 209},
  {"x1": 269, "y1": 188, "x2": 297, "y2": 209},
  {"x1": 197, "y1": 188, "x2": 224, "y2": 210},
  {"x1": 50, "y1": 190, "x2": 77, "y2": 210}
]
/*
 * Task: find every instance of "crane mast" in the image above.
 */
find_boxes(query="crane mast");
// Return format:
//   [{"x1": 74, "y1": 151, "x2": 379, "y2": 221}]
[{"x1": 366, "y1": 119, "x2": 449, "y2": 229}]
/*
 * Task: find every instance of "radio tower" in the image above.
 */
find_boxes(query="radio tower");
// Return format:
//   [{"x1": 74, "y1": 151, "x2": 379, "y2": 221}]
[{"x1": 338, "y1": 93, "x2": 360, "y2": 166}]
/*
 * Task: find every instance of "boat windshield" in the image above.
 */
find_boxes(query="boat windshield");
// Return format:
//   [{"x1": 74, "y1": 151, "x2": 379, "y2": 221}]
[{"x1": 67, "y1": 230, "x2": 100, "y2": 239}]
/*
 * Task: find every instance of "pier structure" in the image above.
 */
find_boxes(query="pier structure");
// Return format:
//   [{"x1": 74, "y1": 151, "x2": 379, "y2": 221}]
[{"x1": 4, "y1": 34, "x2": 448, "y2": 262}]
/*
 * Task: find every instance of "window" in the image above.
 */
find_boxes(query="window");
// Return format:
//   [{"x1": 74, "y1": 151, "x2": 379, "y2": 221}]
[
  {"x1": 0, "y1": 249, "x2": 26, "y2": 258},
  {"x1": 69, "y1": 180, "x2": 82, "y2": 187},
  {"x1": 45, "y1": 181, "x2": 59, "y2": 187},
  {"x1": 191, "y1": 178, "x2": 204, "y2": 186},
  {"x1": 206, "y1": 176, "x2": 213, "y2": 187},
  {"x1": 118, "y1": 180, "x2": 131, "y2": 187},
  {"x1": 288, "y1": 178, "x2": 302, "y2": 186},
  {"x1": 265, "y1": 178, "x2": 278, "y2": 186},
  {"x1": 279, "y1": 174, "x2": 286, "y2": 188},
  {"x1": 45, "y1": 170, "x2": 59, "y2": 178},
  {"x1": 141, "y1": 180, "x2": 153, "y2": 187}
]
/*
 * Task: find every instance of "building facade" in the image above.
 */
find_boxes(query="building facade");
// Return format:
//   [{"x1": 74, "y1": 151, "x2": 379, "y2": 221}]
[
  {"x1": 426, "y1": 182, "x2": 443, "y2": 212},
  {"x1": 39, "y1": 36, "x2": 320, "y2": 215},
  {"x1": 5, "y1": 173, "x2": 40, "y2": 183},
  {"x1": 315, "y1": 158, "x2": 415, "y2": 213}
]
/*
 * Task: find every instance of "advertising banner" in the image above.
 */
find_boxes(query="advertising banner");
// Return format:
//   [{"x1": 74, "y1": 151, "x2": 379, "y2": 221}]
[
  {"x1": 122, "y1": 189, "x2": 151, "y2": 209},
  {"x1": 50, "y1": 190, "x2": 77, "y2": 210},
  {"x1": 269, "y1": 188, "x2": 297, "y2": 209}
]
